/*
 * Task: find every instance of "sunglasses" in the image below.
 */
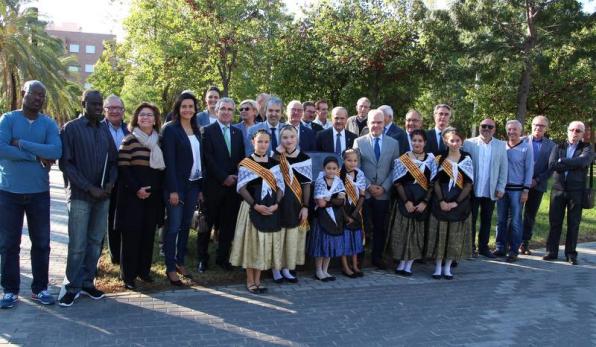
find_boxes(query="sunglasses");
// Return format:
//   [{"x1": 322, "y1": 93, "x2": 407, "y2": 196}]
[
  {"x1": 480, "y1": 124, "x2": 495, "y2": 130},
  {"x1": 239, "y1": 107, "x2": 251, "y2": 111},
  {"x1": 568, "y1": 128, "x2": 583, "y2": 133}
]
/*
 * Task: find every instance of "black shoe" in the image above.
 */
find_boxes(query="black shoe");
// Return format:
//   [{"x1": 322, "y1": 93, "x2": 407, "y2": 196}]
[
  {"x1": 326, "y1": 276, "x2": 336, "y2": 281},
  {"x1": 492, "y1": 250, "x2": 506, "y2": 257},
  {"x1": 273, "y1": 277, "x2": 284, "y2": 284},
  {"x1": 444, "y1": 274, "x2": 454, "y2": 280},
  {"x1": 506, "y1": 254, "x2": 518, "y2": 263},
  {"x1": 176, "y1": 265, "x2": 193, "y2": 279},
  {"x1": 283, "y1": 275, "x2": 298, "y2": 284},
  {"x1": 139, "y1": 275, "x2": 154, "y2": 283},
  {"x1": 354, "y1": 271, "x2": 364, "y2": 277},
  {"x1": 394, "y1": 269, "x2": 404, "y2": 275},
  {"x1": 216, "y1": 261, "x2": 234, "y2": 271},
  {"x1": 432, "y1": 274, "x2": 442, "y2": 280},
  {"x1": 451, "y1": 261, "x2": 458, "y2": 268},
  {"x1": 479, "y1": 250, "x2": 496, "y2": 259},
  {"x1": 519, "y1": 243, "x2": 532, "y2": 255},
  {"x1": 401, "y1": 270, "x2": 413, "y2": 277},
  {"x1": 124, "y1": 281, "x2": 137, "y2": 290},
  {"x1": 313, "y1": 274, "x2": 325, "y2": 281},
  {"x1": 543, "y1": 253, "x2": 558, "y2": 261},
  {"x1": 372, "y1": 259, "x2": 387, "y2": 270},
  {"x1": 567, "y1": 256, "x2": 578, "y2": 265},
  {"x1": 58, "y1": 292, "x2": 79, "y2": 307},
  {"x1": 196, "y1": 261, "x2": 208, "y2": 273},
  {"x1": 342, "y1": 271, "x2": 358, "y2": 278},
  {"x1": 257, "y1": 285, "x2": 268, "y2": 293},
  {"x1": 80, "y1": 286, "x2": 105, "y2": 300}
]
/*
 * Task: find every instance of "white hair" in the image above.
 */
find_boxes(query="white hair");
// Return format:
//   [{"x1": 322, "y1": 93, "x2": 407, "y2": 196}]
[
  {"x1": 378, "y1": 105, "x2": 394, "y2": 118},
  {"x1": 569, "y1": 121, "x2": 585, "y2": 132},
  {"x1": 215, "y1": 97, "x2": 235, "y2": 112},
  {"x1": 103, "y1": 94, "x2": 124, "y2": 108},
  {"x1": 506, "y1": 119, "x2": 522, "y2": 129}
]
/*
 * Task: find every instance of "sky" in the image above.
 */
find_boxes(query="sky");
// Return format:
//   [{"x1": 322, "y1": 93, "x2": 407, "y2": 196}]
[{"x1": 27, "y1": 0, "x2": 596, "y2": 41}]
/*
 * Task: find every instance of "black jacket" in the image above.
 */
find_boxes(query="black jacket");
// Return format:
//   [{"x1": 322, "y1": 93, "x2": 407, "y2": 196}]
[
  {"x1": 549, "y1": 141, "x2": 593, "y2": 192},
  {"x1": 315, "y1": 127, "x2": 357, "y2": 153}
]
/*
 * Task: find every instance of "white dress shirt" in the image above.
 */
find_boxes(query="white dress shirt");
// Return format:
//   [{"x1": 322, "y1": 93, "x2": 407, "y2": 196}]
[
  {"x1": 333, "y1": 128, "x2": 347, "y2": 153},
  {"x1": 474, "y1": 139, "x2": 493, "y2": 198}
]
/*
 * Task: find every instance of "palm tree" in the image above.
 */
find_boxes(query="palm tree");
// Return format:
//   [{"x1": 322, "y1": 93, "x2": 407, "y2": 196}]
[{"x1": 0, "y1": 0, "x2": 81, "y2": 124}]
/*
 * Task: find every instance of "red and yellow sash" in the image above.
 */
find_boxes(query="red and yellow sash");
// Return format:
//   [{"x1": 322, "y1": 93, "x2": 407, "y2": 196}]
[
  {"x1": 344, "y1": 175, "x2": 359, "y2": 205},
  {"x1": 279, "y1": 154, "x2": 302, "y2": 204},
  {"x1": 399, "y1": 153, "x2": 429, "y2": 190},
  {"x1": 436, "y1": 155, "x2": 464, "y2": 189},
  {"x1": 239, "y1": 158, "x2": 278, "y2": 192}
]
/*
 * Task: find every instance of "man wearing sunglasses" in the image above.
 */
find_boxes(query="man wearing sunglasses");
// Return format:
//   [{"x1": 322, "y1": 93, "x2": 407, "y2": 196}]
[
  {"x1": 543, "y1": 121, "x2": 593, "y2": 265},
  {"x1": 463, "y1": 118, "x2": 508, "y2": 258}
]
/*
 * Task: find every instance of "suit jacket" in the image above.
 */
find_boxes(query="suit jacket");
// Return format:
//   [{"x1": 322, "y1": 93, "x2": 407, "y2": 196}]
[
  {"x1": 310, "y1": 122, "x2": 324, "y2": 134},
  {"x1": 353, "y1": 134, "x2": 400, "y2": 200},
  {"x1": 296, "y1": 124, "x2": 316, "y2": 152},
  {"x1": 463, "y1": 137, "x2": 508, "y2": 200},
  {"x1": 384, "y1": 123, "x2": 406, "y2": 142},
  {"x1": 196, "y1": 110, "x2": 215, "y2": 128},
  {"x1": 425, "y1": 128, "x2": 445, "y2": 155},
  {"x1": 246, "y1": 121, "x2": 286, "y2": 155},
  {"x1": 102, "y1": 119, "x2": 130, "y2": 136},
  {"x1": 549, "y1": 141, "x2": 593, "y2": 192},
  {"x1": 524, "y1": 135, "x2": 556, "y2": 192},
  {"x1": 233, "y1": 121, "x2": 254, "y2": 157},
  {"x1": 315, "y1": 127, "x2": 357, "y2": 153},
  {"x1": 161, "y1": 121, "x2": 203, "y2": 195},
  {"x1": 202, "y1": 121, "x2": 245, "y2": 195},
  {"x1": 395, "y1": 131, "x2": 411, "y2": 155},
  {"x1": 346, "y1": 115, "x2": 369, "y2": 136}
]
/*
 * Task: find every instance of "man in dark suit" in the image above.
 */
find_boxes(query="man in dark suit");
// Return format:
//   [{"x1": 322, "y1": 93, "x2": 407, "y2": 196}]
[
  {"x1": 301, "y1": 101, "x2": 323, "y2": 133},
  {"x1": 286, "y1": 100, "x2": 316, "y2": 151},
  {"x1": 378, "y1": 105, "x2": 406, "y2": 143},
  {"x1": 425, "y1": 104, "x2": 451, "y2": 155},
  {"x1": 395, "y1": 109, "x2": 423, "y2": 155},
  {"x1": 519, "y1": 115, "x2": 556, "y2": 254},
  {"x1": 316, "y1": 106, "x2": 357, "y2": 154},
  {"x1": 199, "y1": 97, "x2": 245, "y2": 272},
  {"x1": 247, "y1": 97, "x2": 286, "y2": 155},
  {"x1": 543, "y1": 121, "x2": 593, "y2": 265}
]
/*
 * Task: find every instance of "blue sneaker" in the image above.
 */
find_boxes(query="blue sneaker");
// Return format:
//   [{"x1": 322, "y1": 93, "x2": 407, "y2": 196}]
[
  {"x1": 31, "y1": 290, "x2": 55, "y2": 305},
  {"x1": 0, "y1": 293, "x2": 18, "y2": 309}
]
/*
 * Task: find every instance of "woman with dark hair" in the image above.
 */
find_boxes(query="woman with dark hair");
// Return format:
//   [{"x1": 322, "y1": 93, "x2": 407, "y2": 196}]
[
  {"x1": 197, "y1": 86, "x2": 221, "y2": 127},
  {"x1": 116, "y1": 103, "x2": 165, "y2": 290},
  {"x1": 426, "y1": 127, "x2": 474, "y2": 280},
  {"x1": 389, "y1": 129, "x2": 437, "y2": 276},
  {"x1": 161, "y1": 92, "x2": 203, "y2": 286}
]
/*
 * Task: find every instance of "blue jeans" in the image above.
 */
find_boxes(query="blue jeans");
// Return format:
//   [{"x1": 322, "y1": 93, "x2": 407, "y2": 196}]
[
  {"x1": 63, "y1": 199, "x2": 109, "y2": 293},
  {"x1": 495, "y1": 190, "x2": 523, "y2": 255},
  {"x1": 0, "y1": 190, "x2": 51, "y2": 295},
  {"x1": 164, "y1": 181, "x2": 200, "y2": 272}
]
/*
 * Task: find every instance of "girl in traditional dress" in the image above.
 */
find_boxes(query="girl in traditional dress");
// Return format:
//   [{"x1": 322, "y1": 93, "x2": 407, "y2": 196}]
[
  {"x1": 389, "y1": 129, "x2": 437, "y2": 276},
  {"x1": 308, "y1": 156, "x2": 346, "y2": 281},
  {"x1": 230, "y1": 130, "x2": 285, "y2": 293},
  {"x1": 426, "y1": 127, "x2": 474, "y2": 280},
  {"x1": 272, "y1": 125, "x2": 312, "y2": 283},
  {"x1": 339, "y1": 149, "x2": 366, "y2": 278}
]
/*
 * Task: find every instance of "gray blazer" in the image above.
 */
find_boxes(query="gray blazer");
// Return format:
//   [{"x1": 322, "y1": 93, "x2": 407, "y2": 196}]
[
  {"x1": 346, "y1": 116, "x2": 369, "y2": 137},
  {"x1": 246, "y1": 121, "x2": 287, "y2": 155},
  {"x1": 353, "y1": 134, "x2": 400, "y2": 200},
  {"x1": 524, "y1": 135, "x2": 556, "y2": 192},
  {"x1": 463, "y1": 137, "x2": 508, "y2": 201}
]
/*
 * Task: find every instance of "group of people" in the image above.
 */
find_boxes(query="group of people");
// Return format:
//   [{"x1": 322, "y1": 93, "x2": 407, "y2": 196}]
[{"x1": 0, "y1": 80, "x2": 593, "y2": 309}]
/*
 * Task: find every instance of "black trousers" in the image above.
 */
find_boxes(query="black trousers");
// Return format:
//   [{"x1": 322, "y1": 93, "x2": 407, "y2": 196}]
[
  {"x1": 198, "y1": 187, "x2": 241, "y2": 264},
  {"x1": 120, "y1": 200, "x2": 159, "y2": 282},
  {"x1": 471, "y1": 196, "x2": 496, "y2": 253},
  {"x1": 364, "y1": 198, "x2": 390, "y2": 261},
  {"x1": 521, "y1": 188, "x2": 544, "y2": 244},
  {"x1": 107, "y1": 182, "x2": 121, "y2": 263},
  {"x1": 546, "y1": 189, "x2": 583, "y2": 257}
]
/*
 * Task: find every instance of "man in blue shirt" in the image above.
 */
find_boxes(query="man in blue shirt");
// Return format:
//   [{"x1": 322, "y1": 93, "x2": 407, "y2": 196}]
[{"x1": 0, "y1": 80, "x2": 62, "y2": 309}]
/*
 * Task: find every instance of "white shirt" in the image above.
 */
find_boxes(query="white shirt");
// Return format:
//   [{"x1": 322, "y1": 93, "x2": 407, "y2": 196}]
[
  {"x1": 369, "y1": 134, "x2": 383, "y2": 152},
  {"x1": 314, "y1": 118, "x2": 332, "y2": 130},
  {"x1": 188, "y1": 135, "x2": 202, "y2": 181},
  {"x1": 474, "y1": 139, "x2": 493, "y2": 198},
  {"x1": 332, "y1": 128, "x2": 347, "y2": 153}
]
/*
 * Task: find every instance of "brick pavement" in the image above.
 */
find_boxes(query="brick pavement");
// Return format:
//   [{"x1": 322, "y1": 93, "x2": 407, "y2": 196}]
[{"x1": 1, "y1": 167, "x2": 596, "y2": 346}]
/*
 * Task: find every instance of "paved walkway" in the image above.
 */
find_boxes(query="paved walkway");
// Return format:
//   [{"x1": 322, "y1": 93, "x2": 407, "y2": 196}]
[{"x1": 2, "y1": 167, "x2": 596, "y2": 346}]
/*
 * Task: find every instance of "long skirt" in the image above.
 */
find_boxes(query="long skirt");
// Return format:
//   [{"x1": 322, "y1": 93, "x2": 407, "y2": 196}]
[
  {"x1": 307, "y1": 222, "x2": 346, "y2": 258},
  {"x1": 282, "y1": 226, "x2": 307, "y2": 269},
  {"x1": 390, "y1": 207, "x2": 425, "y2": 261},
  {"x1": 426, "y1": 214, "x2": 472, "y2": 261},
  {"x1": 229, "y1": 202, "x2": 284, "y2": 270},
  {"x1": 343, "y1": 229, "x2": 364, "y2": 256}
]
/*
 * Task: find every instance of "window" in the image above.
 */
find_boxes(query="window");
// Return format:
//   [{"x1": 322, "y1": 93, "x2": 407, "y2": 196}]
[
  {"x1": 84, "y1": 64, "x2": 94, "y2": 73},
  {"x1": 69, "y1": 44, "x2": 79, "y2": 53},
  {"x1": 85, "y1": 45, "x2": 96, "y2": 54},
  {"x1": 68, "y1": 65, "x2": 79, "y2": 72}
]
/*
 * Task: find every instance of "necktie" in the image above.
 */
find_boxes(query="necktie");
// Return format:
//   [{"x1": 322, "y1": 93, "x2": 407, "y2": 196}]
[
  {"x1": 223, "y1": 126, "x2": 231, "y2": 155},
  {"x1": 270, "y1": 127, "x2": 278, "y2": 150},
  {"x1": 374, "y1": 137, "x2": 381, "y2": 161},
  {"x1": 335, "y1": 133, "x2": 342, "y2": 155},
  {"x1": 438, "y1": 132, "x2": 444, "y2": 152}
]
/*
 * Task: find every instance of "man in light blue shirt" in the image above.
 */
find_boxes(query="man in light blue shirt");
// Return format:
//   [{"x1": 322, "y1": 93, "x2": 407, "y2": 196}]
[{"x1": 0, "y1": 81, "x2": 62, "y2": 309}]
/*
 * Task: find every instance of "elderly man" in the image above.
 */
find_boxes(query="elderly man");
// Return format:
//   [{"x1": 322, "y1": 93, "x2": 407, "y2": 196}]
[
  {"x1": 425, "y1": 104, "x2": 452, "y2": 155},
  {"x1": 301, "y1": 101, "x2": 323, "y2": 133},
  {"x1": 315, "y1": 106, "x2": 357, "y2": 154},
  {"x1": 247, "y1": 97, "x2": 286, "y2": 155},
  {"x1": 494, "y1": 120, "x2": 533, "y2": 262},
  {"x1": 199, "y1": 97, "x2": 245, "y2": 272},
  {"x1": 59, "y1": 90, "x2": 118, "y2": 307},
  {"x1": 397, "y1": 109, "x2": 423, "y2": 154},
  {"x1": 378, "y1": 105, "x2": 406, "y2": 143},
  {"x1": 520, "y1": 115, "x2": 555, "y2": 254},
  {"x1": 543, "y1": 121, "x2": 593, "y2": 265},
  {"x1": 0, "y1": 81, "x2": 62, "y2": 309},
  {"x1": 234, "y1": 99, "x2": 258, "y2": 156},
  {"x1": 313, "y1": 99, "x2": 331, "y2": 130},
  {"x1": 286, "y1": 100, "x2": 316, "y2": 151},
  {"x1": 463, "y1": 118, "x2": 508, "y2": 258},
  {"x1": 102, "y1": 95, "x2": 129, "y2": 265},
  {"x1": 353, "y1": 109, "x2": 400, "y2": 269},
  {"x1": 347, "y1": 97, "x2": 371, "y2": 136}
]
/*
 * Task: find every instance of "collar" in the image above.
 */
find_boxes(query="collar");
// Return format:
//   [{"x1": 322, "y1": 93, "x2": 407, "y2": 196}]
[
  {"x1": 83, "y1": 114, "x2": 101, "y2": 127},
  {"x1": 333, "y1": 128, "x2": 345, "y2": 136},
  {"x1": 217, "y1": 120, "x2": 231, "y2": 130},
  {"x1": 531, "y1": 136, "x2": 543, "y2": 142},
  {"x1": 266, "y1": 121, "x2": 279, "y2": 129}
]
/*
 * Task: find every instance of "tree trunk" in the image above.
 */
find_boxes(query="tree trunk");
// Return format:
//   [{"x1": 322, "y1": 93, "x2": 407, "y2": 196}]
[
  {"x1": 9, "y1": 71, "x2": 17, "y2": 110},
  {"x1": 516, "y1": 0, "x2": 538, "y2": 125}
]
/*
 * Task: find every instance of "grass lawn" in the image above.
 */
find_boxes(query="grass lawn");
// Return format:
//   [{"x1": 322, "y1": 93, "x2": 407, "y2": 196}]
[{"x1": 96, "y1": 186, "x2": 596, "y2": 293}]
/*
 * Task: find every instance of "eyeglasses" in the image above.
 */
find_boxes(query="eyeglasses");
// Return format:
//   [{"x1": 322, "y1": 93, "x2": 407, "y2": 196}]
[
  {"x1": 532, "y1": 124, "x2": 547, "y2": 128},
  {"x1": 239, "y1": 107, "x2": 251, "y2": 111},
  {"x1": 138, "y1": 113, "x2": 154, "y2": 118},
  {"x1": 105, "y1": 106, "x2": 123, "y2": 112},
  {"x1": 480, "y1": 124, "x2": 495, "y2": 130},
  {"x1": 568, "y1": 128, "x2": 583, "y2": 133}
]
